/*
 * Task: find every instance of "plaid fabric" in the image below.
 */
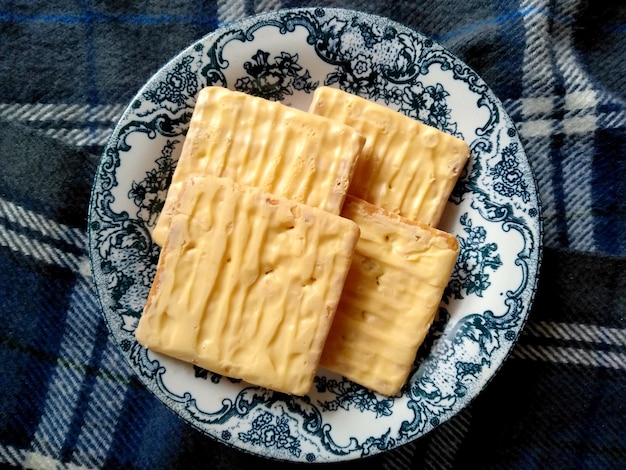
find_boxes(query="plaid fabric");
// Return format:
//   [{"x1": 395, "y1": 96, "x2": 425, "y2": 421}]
[{"x1": 1, "y1": 0, "x2": 624, "y2": 468}]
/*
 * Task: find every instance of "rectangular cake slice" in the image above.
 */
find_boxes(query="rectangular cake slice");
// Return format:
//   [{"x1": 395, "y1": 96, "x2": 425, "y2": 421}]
[
  {"x1": 151, "y1": 86, "x2": 365, "y2": 246},
  {"x1": 320, "y1": 196, "x2": 459, "y2": 396},
  {"x1": 136, "y1": 174, "x2": 360, "y2": 396},
  {"x1": 308, "y1": 86, "x2": 470, "y2": 227}
]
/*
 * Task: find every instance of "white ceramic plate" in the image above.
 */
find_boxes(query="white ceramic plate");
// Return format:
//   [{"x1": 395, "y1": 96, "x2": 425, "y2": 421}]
[{"x1": 88, "y1": 7, "x2": 542, "y2": 463}]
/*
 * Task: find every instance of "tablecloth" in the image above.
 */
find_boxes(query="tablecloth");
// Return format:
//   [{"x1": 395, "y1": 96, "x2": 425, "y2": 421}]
[{"x1": 1, "y1": 0, "x2": 624, "y2": 469}]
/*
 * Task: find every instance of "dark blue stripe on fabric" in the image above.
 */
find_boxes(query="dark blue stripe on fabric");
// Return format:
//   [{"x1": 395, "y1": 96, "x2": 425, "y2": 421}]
[
  {"x1": 546, "y1": 0, "x2": 570, "y2": 248},
  {"x1": 0, "y1": 122, "x2": 98, "y2": 230},
  {"x1": 188, "y1": 0, "x2": 219, "y2": 39},
  {"x1": 490, "y1": 0, "x2": 526, "y2": 101},
  {"x1": 549, "y1": 130, "x2": 570, "y2": 248},
  {"x1": 104, "y1": 379, "x2": 184, "y2": 470},
  {"x1": 592, "y1": 128, "x2": 626, "y2": 255},
  {"x1": 455, "y1": 359, "x2": 626, "y2": 468},
  {"x1": 0, "y1": 248, "x2": 73, "y2": 448},
  {"x1": 531, "y1": 247, "x2": 626, "y2": 328},
  {"x1": 245, "y1": 0, "x2": 256, "y2": 16},
  {"x1": 79, "y1": 1, "x2": 100, "y2": 141},
  {"x1": 434, "y1": 5, "x2": 542, "y2": 42},
  {"x1": 0, "y1": 11, "x2": 219, "y2": 28},
  {"x1": 59, "y1": 318, "x2": 112, "y2": 465}
]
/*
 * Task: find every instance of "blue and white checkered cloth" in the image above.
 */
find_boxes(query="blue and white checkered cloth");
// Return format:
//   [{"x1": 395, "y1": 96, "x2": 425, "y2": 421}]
[{"x1": 1, "y1": 1, "x2": 624, "y2": 468}]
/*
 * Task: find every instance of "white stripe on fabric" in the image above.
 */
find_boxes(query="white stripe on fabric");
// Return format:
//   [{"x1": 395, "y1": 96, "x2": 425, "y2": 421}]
[
  {"x1": 0, "y1": 78, "x2": 620, "y2": 154},
  {"x1": 518, "y1": 118, "x2": 552, "y2": 138},
  {"x1": 0, "y1": 103, "x2": 125, "y2": 123},
  {"x1": 254, "y1": 0, "x2": 282, "y2": 13},
  {"x1": 217, "y1": 0, "x2": 246, "y2": 23},
  {"x1": 0, "y1": 196, "x2": 86, "y2": 250},
  {"x1": 562, "y1": 115, "x2": 597, "y2": 134},
  {"x1": 515, "y1": 98, "x2": 623, "y2": 135},
  {"x1": 518, "y1": 115, "x2": 600, "y2": 138},
  {"x1": 521, "y1": 96, "x2": 554, "y2": 117},
  {"x1": 78, "y1": 256, "x2": 94, "y2": 280},
  {"x1": 22, "y1": 451, "x2": 62, "y2": 470},
  {"x1": 40, "y1": 127, "x2": 113, "y2": 148},
  {"x1": 515, "y1": 92, "x2": 625, "y2": 137},
  {"x1": 564, "y1": 90, "x2": 598, "y2": 111},
  {"x1": 68, "y1": 340, "x2": 130, "y2": 469},
  {"x1": 0, "y1": 224, "x2": 85, "y2": 272},
  {"x1": 513, "y1": 344, "x2": 626, "y2": 369},
  {"x1": 1, "y1": 90, "x2": 616, "y2": 128},
  {"x1": 0, "y1": 445, "x2": 24, "y2": 467},
  {"x1": 28, "y1": 278, "x2": 104, "y2": 463},
  {"x1": 0, "y1": 446, "x2": 94, "y2": 470},
  {"x1": 524, "y1": 321, "x2": 626, "y2": 347}
]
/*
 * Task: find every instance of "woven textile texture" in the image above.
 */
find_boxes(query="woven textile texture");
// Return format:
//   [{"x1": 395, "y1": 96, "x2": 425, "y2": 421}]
[{"x1": 0, "y1": 1, "x2": 624, "y2": 469}]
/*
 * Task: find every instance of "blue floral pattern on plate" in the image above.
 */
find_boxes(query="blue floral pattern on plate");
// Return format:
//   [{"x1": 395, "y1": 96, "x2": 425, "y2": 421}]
[{"x1": 88, "y1": 7, "x2": 542, "y2": 463}]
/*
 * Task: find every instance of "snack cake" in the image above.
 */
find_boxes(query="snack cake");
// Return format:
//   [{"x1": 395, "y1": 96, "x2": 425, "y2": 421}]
[
  {"x1": 152, "y1": 86, "x2": 365, "y2": 246},
  {"x1": 308, "y1": 86, "x2": 469, "y2": 227},
  {"x1": 320, "y1": 196, "x2": 459, "y2": 396},
  {"x1": 136, "y1": 174, "x2": 360, "y2": 396}
]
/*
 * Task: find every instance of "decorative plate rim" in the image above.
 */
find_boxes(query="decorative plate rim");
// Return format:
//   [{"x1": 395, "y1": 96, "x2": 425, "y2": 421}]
[{"x1": 87, "y1": 6, "x2": 543, "y2": 463}]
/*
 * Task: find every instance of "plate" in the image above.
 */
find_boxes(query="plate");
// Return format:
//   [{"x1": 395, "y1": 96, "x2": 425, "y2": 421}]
[{"x1": 88, "y1": 7, "x2": 542, "y2": 463}]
